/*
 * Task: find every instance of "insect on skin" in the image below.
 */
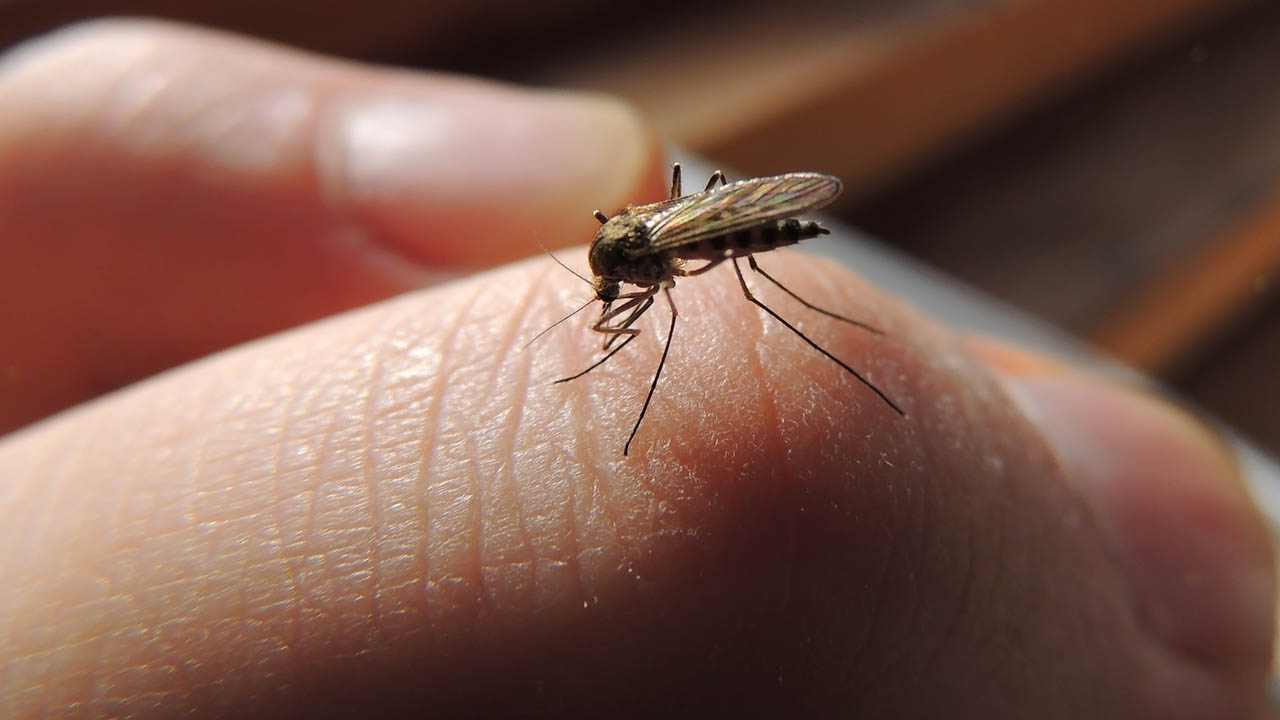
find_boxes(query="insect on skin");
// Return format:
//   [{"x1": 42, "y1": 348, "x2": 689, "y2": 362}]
[{"x1": 545, "y1": 163, "x2": 904, "y2": 456}]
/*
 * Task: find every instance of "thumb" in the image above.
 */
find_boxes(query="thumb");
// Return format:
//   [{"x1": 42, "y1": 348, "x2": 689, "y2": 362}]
[{"x1": 976, "y1": 339, "x2": 1275, "y2": 708}]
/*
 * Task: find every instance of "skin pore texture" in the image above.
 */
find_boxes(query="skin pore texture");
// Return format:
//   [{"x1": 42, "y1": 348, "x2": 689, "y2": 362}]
[{"x1": 0, "y1": 19, "x2": 1273, "y2": 719}]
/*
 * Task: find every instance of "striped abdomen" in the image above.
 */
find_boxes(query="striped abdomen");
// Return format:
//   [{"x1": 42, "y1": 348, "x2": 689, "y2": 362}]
[{"x1": 671, "y1": 218, "x2": 828, "y2": 261}]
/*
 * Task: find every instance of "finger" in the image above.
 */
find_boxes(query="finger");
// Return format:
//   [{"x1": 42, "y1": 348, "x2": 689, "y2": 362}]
[
  {"x1": 0, "y1": 251, "x2": 1271, "y2": 717},
  {"x1": 0, "y1": 20, "x2": 666, "y2": 434},
  {"x1": 969, "y1": 338, "x2": 1276, "y2": 672}
]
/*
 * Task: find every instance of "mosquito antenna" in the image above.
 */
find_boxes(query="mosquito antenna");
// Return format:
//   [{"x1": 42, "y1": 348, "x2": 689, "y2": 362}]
[
  {"x1": 535, "y1": 231, "x2": 592, "y2": 287},
  {"x1": 523, "y1": 296, "x2": 596, "y2": 350}
]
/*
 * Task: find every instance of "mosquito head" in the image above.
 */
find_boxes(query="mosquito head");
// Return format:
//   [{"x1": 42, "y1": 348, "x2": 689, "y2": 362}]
[
  {"x1": 593, "y1": 276, "x2": 619, "y2": 303},
  {"x1": 588, "y1": 233, "x2": 625, "y2": 304}
]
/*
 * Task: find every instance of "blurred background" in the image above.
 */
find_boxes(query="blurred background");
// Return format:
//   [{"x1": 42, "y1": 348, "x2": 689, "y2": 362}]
[{"x1": 2, "y1": 0, "x2": 1276, "y2": 457}]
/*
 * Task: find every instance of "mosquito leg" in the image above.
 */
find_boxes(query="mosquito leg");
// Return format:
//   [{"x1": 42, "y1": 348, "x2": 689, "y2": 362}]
[
  {"x1": 747, "y1": 256, "x2": 884, "y2": 335},
  {"x1": 611, "y1": 288, "x2": 663, "y2": 302},
  {"x1": 555, "y1": 330, "x2": 641, "y2": 384},
  {"x1": 670, "y1": 163, "x2": 682, "y2": 199},
  {"x1": 602, "y1": 292, "x2": 657, "y2": 351},
  {"x1": 624, "y1": 287, "x2": 679, "y2": 455},
  {"x1": 704, "y1": 170, "x2": 727, "y2": 191},
  {"x1": 595, "y1": 289, "x2": 657, "y2": 331},
  {"x1": 732, "y1": 258, "x2": 903, "y2": 416},
  {"x1": 596, "y1": 287, "x2": 660, "y2": 350},
  {"x1": 556, "y1": 292, "x2": 657, "y2": 382},
  {"x1": 675, "y1": 257, "x2": 726, "y2": 278}
]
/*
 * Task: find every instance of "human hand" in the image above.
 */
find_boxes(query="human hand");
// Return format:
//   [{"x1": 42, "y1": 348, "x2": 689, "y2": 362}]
[{"x1": 0, "y1": 20, "x2": 1273, "y2": 718}]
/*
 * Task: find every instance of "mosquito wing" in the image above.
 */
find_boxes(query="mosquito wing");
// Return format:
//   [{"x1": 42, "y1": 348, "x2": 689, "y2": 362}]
[{"x1": 637, "y1": 172, "x2": 842, "y2": 253}]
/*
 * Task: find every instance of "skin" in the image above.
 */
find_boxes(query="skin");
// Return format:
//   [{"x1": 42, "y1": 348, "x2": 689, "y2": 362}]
[{"x1": 0, "y1": 20, "x2": 1274, "y2": 718}]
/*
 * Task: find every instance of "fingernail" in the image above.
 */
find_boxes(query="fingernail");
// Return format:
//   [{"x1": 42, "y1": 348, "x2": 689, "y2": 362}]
[
  {"x1": 318, "y1": 83, "x2": 651, "y2": 263},
  {"x1": 993, "y1": 361, "x2": 1275, "y2": 668}
]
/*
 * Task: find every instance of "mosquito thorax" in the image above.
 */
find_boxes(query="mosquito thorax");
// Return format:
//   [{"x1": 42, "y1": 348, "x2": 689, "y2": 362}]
[
  {"x1": 589, "y1": 213, "x2": 643, "y2": 276},
  {"x1": 591, "y1": 213, "x2": 678, "y2": 289}
]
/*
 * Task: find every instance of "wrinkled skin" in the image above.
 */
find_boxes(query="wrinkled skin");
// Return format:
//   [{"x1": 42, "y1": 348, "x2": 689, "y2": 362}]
[{"x1": 0, "y1": 20, "x2": 1273, "y2": 719}]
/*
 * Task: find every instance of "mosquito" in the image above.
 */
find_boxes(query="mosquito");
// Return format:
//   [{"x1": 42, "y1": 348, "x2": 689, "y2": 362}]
[{"x1": 541, "y1": 163, "x2": 904, "y2": 455}]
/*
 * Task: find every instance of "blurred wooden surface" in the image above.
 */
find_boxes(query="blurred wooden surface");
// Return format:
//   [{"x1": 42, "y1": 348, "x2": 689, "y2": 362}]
[
  {"x1": 850, "y1": 3, "x2": 1280, "y2": 340},
  {"x1": 525, "y1": 0, "x2": 1247, "y2": 198},
  {"x1": 1176, "y1": 294, "x2": 1280, "y2": 456},
  {"x1": 845, "y1": 2, "x2": 1280, "y2": 452}
]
